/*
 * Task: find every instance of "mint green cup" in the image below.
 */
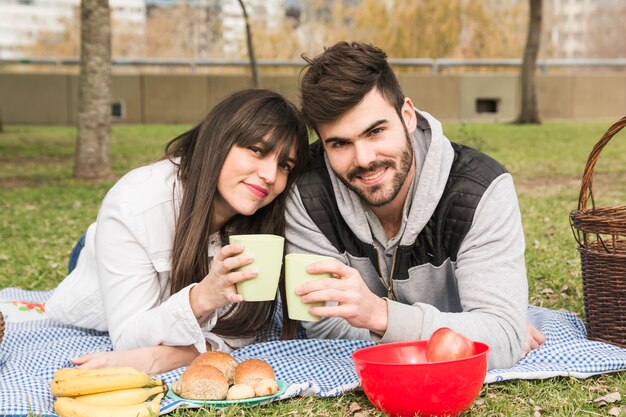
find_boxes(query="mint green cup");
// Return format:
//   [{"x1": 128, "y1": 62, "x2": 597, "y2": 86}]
[
  {"x1": 285, "y1": 253, "x2": 334, "y2": 322},
  {"x1": 229, "y1": 234, "x2": 285, "y2": 301}
]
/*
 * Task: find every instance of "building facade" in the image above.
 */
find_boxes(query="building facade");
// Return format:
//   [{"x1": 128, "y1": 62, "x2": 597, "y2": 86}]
[{"x1": 0, "y1": 0, "x2": 145, "y2": 58}]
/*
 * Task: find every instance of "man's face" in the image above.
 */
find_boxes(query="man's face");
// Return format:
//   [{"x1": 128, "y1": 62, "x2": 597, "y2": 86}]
[{"x1": 317, "y1": 88, "x2": 417, "y2": 208}]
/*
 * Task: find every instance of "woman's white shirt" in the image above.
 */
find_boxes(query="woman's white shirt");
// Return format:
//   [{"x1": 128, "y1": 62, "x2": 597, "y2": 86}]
[{"x1": 46, "y1": 159, "x2": 250, "y2": 353}]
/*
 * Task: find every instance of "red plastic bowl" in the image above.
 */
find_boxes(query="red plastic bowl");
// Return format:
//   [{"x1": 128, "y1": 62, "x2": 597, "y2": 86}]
[{"x1": 352, "y1": 340, "x2": 489, "y2": 417}]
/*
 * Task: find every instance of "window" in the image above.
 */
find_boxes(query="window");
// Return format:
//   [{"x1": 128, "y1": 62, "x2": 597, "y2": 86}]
[
  {"x1": 476, "y1": 98, "x2": 499, "y2": 114},
  {"x1": 111, "y1": 100, "x2": 125, "y2": 120}
]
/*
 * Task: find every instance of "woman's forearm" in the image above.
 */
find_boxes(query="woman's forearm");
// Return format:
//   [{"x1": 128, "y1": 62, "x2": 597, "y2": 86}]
[
  {"x1": 71, "y1": 344, "x2": 201, "y2": 375},
  {"x1": 148, "y1": 344, "x2": 201, "y2": 375}
]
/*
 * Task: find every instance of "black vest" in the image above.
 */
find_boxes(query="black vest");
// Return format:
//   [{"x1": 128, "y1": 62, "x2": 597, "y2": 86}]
[{"x1": 297, "y1": 140, "x2": 507, "y2": 281}]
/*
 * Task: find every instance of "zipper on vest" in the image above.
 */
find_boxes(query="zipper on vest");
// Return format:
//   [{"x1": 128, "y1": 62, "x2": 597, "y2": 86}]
[
  {"x1": 387, "y1": 247, "x2": 398, "y2": 300},
  {"x1": 373, "y1": 246, "x2": 397, "y2": 301}
]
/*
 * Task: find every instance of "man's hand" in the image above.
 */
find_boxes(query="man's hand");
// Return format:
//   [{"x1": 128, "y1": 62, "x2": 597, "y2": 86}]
[
  {"x1": 295, "y1": 259, "x2": 388, "y2": 335},
  {"x1": 522, "y1": 323, "x2": 545, "y2": 357}
]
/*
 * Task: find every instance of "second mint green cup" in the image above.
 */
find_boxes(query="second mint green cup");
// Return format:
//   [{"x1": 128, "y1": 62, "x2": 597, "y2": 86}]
[
  {"x1": 229, "y1": 234, "x2": 285, "y2": 301},
  {"x1": 285, "y1": 253, "x2": 334, "y2": 322}
]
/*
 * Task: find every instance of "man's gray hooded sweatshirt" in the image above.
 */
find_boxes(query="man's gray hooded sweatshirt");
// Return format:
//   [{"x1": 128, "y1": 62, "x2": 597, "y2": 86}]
[{"x1": 285, "y1": 109, "x2": 528, "y2": 370}]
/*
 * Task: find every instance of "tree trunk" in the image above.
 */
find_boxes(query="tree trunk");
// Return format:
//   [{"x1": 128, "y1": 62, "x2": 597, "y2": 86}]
[
  {"x1": 74, "y1": 0, "x2": 113, "y2": 180},
  {"x1": 516, "y1": 0, "x2": 542, "y2": 124},
  {"x1": 237, "y1": 0, "x2": 259, "y2": 88},
  {"x1": 0, "y1": 106, "x2": 3, "y2": 133}
]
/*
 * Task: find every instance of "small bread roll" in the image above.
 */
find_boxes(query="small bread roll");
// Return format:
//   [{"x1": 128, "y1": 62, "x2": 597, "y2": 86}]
[
  {"x1": 234, "y1": 359, "x2": 275, "y2": 387},
  {"x1": 253, "y1": 378, "x2": 279, "y2": 397},
  {"x1": 227, "y1": 383, "x2": 256, "y2": 400},
  {"x1": 172, "y1": 364, "x2": 228, "y2": 400},
  {"x1": 190, "y1": 351, "x2": 239, "y2": 384}
]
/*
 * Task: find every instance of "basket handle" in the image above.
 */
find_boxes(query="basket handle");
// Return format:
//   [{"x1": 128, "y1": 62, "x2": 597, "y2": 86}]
[{"x1": 578, "y1": 116, "x2": 626, "y2": 212}]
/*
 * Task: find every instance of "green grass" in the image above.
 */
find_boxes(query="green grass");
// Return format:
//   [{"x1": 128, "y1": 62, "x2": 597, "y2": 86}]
[{"x1": 1, "y1": 121, "x2": 625, "y2": 416}]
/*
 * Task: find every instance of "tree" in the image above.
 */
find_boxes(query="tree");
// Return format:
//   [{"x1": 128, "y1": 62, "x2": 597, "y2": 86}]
[
  {"x1": 516, "y1": 0, "x2": 542, "y2": 124},
  {"x1": 287, "y1": 0, "x2": 525, "y2": 61},
  {"x1": 237, "y1": 0, "x2": 259, "y2": 88},
  {"x1": 74, "y1": 0, "x2": 113, "y2": 180}
]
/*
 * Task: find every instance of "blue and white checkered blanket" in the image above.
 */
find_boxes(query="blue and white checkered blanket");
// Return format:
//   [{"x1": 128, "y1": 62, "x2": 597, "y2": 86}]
[{"x1": 1, "y1": 288, "x2": 625, "y2": 416}]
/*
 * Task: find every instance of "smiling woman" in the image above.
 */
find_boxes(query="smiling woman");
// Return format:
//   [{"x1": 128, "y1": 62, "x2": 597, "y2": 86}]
[
  {"x1": 44, "y1": 88, "x2": 309, "y2": 375},
  {"x1": 214, "y1": 138, "x2": 296, "y2": 221}
]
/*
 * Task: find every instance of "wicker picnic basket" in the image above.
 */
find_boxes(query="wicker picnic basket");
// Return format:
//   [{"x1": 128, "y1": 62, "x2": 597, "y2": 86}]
[
  {"x1": 0, "y1": 311, "x2": 4, "y2": 345},
  {"x1": 570, "y1": 116, "x2": 626, "y2": 348}
]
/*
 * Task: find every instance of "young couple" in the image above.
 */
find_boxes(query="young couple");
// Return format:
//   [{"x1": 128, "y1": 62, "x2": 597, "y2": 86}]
[{"x1": 47, "y1": 41, "x2": 544, "y2": 374}]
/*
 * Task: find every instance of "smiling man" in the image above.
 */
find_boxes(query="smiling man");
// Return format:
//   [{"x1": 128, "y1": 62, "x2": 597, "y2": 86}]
[{"x1": 285, "y1": 41, "x2": 544, "y2": 370}]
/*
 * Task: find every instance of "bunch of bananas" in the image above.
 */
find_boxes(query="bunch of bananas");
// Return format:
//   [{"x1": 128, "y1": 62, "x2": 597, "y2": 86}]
[{"x1": 50, "y1": 367, "x2": 167, "y2": 417}]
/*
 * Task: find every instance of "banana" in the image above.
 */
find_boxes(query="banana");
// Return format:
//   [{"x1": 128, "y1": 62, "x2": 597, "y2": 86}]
[
  {"x1": 72, "y1": 384, "x2": 167, "y2": 406},
  {"x1": 54, "y1": 392, "x2": 164, "y2": 417},
  {"x1": 52, "y1": 368, "x2": 89, "y2": 380},
  {"x1": 50, "y1": 367, "x2": 163, "y2": 397}
]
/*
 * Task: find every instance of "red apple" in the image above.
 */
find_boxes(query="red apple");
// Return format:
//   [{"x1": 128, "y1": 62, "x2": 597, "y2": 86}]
[{"x1": 425, "y1": 327, "x2": 476, "y2": 362}]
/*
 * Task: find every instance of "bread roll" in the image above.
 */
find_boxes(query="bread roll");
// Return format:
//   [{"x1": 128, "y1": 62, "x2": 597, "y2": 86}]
[
  {"x1": 227, "y1": 383, "x2": 256, "y2": 400},
  {"x1": 190, "y1": 351, "x2": 239, "y2": 384},
  {"x1": 253, "y1": 378, "x2": 279, "y2": 397},
  {"x1": 172, "y1": 364, "x2": 228, "y2": 400},
  {"x1": 234, "y1": 359, "x2": 275, "y2": 387}
]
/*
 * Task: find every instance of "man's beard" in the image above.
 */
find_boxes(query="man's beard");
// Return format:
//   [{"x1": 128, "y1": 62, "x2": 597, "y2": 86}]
[{"x1": 336, "y1": 132, "x2": 414, "y2": 208}]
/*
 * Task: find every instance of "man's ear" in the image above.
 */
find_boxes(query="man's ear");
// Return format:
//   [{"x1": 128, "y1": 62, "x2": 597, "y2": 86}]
[{"x1": 401, "y1": 97, "x2": 417, "y2": 134}]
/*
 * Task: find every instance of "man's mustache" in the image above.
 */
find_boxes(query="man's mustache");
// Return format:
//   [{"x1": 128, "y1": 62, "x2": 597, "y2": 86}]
[{"x1": 347, "y1": 160, "x2": 396, "y2": 182}]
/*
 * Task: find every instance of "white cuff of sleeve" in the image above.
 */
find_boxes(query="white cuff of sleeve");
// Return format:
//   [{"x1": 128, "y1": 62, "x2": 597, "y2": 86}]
[
  {"x1": 203, "y1": 333, "x2": 234, "y2": 353},
  {"x1": 177, "y1": 283, "x2": 219, "y2": 354}
]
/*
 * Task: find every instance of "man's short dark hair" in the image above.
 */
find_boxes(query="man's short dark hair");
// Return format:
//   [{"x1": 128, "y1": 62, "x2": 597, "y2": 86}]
[{"x1": 299, "y1": 41, "x2": 405, "y2": 131}]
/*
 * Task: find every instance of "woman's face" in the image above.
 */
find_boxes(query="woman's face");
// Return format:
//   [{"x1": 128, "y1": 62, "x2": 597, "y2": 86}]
[{"x1": 214, "y1": 138, "x2": 297, "y2": 222}]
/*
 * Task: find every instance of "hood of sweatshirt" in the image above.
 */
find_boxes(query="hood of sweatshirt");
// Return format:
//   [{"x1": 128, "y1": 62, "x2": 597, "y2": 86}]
[{"x1": 322, "y1": 109, "x2": 455, "y2": 246}]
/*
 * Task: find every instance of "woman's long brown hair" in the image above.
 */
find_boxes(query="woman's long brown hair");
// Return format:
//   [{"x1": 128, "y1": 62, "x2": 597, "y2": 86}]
[{"x1": 164, "y1": 89, "x2": 308, "y2": 340}]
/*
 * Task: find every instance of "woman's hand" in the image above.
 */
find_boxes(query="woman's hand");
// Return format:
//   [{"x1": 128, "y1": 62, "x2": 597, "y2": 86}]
[
  {"x1": 70, "y1": 345, "x2": 200, "y2": 375},
  {"x1": 189, "y1": 243, "x2": 257, "y2": 323}
]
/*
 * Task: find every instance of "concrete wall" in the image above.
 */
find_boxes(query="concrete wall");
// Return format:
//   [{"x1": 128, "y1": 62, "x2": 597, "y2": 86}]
[
  {"x1": 0, "y1": 72, "x2": 624, "y2": 125},
  {"x1": 399, "y1": 74, "x2": 461, "y2": 120},
  {"x1": 0, "y1": 73, "x2": 73, "y2": 124},
  {"x1": 458, "y1": 74, "x2": 518, "y2": 122},
  {"x1": 535, "y1": 74, "x2": 626, "y2": 120}
]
